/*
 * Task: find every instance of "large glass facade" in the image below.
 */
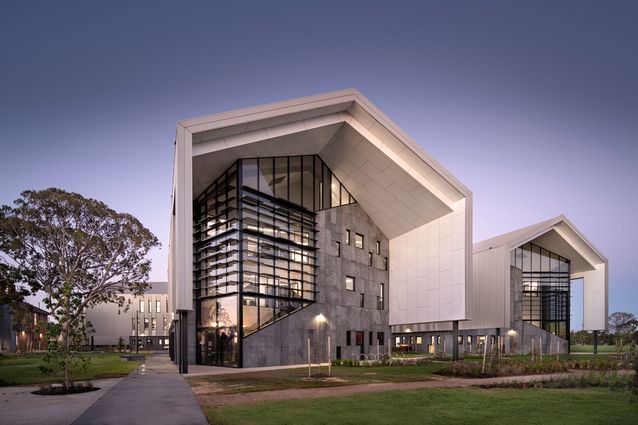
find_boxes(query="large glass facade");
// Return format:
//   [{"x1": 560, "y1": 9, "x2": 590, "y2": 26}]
[
  {"x1": 194, "y1": 155, "x2": 355, "y2": 366},
  {"x1": 511, "y1": 242, "x2": 570, "y2": 339}
]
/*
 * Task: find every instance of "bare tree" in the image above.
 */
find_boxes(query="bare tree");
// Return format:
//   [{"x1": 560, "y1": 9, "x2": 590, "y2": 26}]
[{"x1": 0, "y1": 188, "x2": 159, "y2": 389}]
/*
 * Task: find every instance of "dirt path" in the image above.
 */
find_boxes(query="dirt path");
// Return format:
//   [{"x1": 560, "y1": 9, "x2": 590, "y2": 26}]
[{"x1": 193, "y1": 370, "x2": 635, "y2": 407}]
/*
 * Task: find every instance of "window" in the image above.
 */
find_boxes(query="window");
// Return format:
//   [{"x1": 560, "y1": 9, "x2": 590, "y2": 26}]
[
  {"x1": 144, "y1": 318, "x2": 149, "y2": 330},
  {"x1": 467, "y1": 335, "x2": 472, "y2": 347},
  {"x1": 151, "y1": 318, "x2": 157, "y2": 330},
  {"x1": 436, "y1": 335, "x2": 441, "y2": 345},
  {"x1": 355, "y1": 331, "x2": 364, "y2": 346},
  {"x1": 345, "y1": 276, "x2": 355, "y2": 291},
  {"x1": 131, "y1": 318, "x2": 135, "y2": 331},
  {"x1": 383, "y1": 257, "x2": 388, "y2": 271},
  {"x1": 369, "y1": 331, "x2": 373, "y2": 346},
  {"x1": 156, "y1": 300, "x2": 161, "y2": 313},
  {"x1": 163, "y1": 317, "x2": 167, "y2": 330},
  {"x1": 416, "y1": 336, "x2": 423, "y2": 345},
  {"x1": 148, "y1": 300, "x2": 151, "y2": 313},
  {"x1": 368, "y1": 251, "x2": 373, "y2": 266},
  {"x1": 346, "y1": 331, "x2": 351, "y2": 346},
  {"x1": 355, "y1": 233, "x2": 364, "y2": 249},
  {"x1": 376, "y1": 240, "x2": 381, "y2": 255},
  {"x1": 345, "y1": 229, "x2": 351, "y2": 245},
  {"x1": 360, "y1": 293, "x2": 365, "y2": 308},
  {"x1": 335, "y1": 241, "x2": 341, "y2": 257},
  {"x1": 377, "y1": 332, "x2": 384, "y2": 345},
  {"x1": 166, "y1": 298, "x2": 168, "y2": 312},
  {"x1": 458, "y1": 335, "x2": 463, "y2": 345},
  {"x1": 377, "y1": 283, "x2": 384, "y2": 310},
  {"x1": 139, "y1": 300, "x2": 144, "y2": 313}
]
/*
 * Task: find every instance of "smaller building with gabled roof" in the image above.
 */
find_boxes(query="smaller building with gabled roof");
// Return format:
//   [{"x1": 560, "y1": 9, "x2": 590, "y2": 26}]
[{"x1": 392, "y1": 215, "x2": 608, "y2": 355}]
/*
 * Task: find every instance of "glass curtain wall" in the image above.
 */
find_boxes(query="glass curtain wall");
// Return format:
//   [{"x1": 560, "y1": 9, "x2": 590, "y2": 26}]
[
  {"x1": 194, "y1": 155, "x2": 356, "y2": 366},
  {"x1": 511, "y1": 242, "x2": 570, "y2": 339}
]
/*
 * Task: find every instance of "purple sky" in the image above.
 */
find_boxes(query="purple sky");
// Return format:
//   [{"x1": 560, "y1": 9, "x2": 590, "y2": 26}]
[{"x1": 1, "y1": 1, "x2": 636, "y2": 329}]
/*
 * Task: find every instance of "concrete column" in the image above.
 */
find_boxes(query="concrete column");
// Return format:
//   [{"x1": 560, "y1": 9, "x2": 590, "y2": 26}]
[
  {"x1": 179, "y1": 311, "x2": 188, "y2": 374},
  {"x1": 593, "y1": 330, "x2": 598, "y2": 355},
  {"x1": 452, "y1": 321, "x2": 459, "y2": 361}
]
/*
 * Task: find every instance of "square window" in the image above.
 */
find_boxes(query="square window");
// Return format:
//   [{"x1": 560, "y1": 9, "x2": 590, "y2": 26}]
[
  {"x1": 355, "y1": 233, "x2": 364, "y2": 249},
  {"x1": 345, "y1": 276, "x2": 355, "y2": 291}
]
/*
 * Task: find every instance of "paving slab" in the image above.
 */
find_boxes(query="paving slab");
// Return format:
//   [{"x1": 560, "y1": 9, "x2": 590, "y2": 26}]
[
  {"x1": 0, "y1": 378, "x2": 121, "y2": 425},
  {"x1": 73, "y1": 353, "x2": 207, "y2": 425}
]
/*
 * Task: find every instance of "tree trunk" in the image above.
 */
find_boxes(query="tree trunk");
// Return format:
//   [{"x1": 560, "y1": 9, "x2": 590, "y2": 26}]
[{"x1": 63, "y1": 303, "x2": 70, "y2": 389}]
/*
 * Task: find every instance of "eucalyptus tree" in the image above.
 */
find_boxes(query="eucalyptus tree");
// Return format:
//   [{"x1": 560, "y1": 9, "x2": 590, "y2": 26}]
[{"x1": 0, "y1": 188, "x2": 159, "y2": 388}]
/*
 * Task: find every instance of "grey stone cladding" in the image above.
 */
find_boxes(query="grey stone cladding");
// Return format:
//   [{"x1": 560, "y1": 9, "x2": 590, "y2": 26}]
[{"x1": 242, "y1": 202, "x2": 391, "y2": 367}]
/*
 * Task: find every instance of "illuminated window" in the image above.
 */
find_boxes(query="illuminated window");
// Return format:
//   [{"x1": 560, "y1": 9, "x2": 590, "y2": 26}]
[
  {"x1": 345, "y1": 229, "x2": 351, "y2": 245},
  {"x1": 139, "y1": 300, "x2": 144, "y2": 313},
  {"x1": 355, "y1": 233, "x2": 364, "y2": 249},
  {"x1": 156, "y1": 301, "x2": 161, "y2": 313},
  {"x1": 345, "y1": 276, "x2": 355, "y2": 291}
]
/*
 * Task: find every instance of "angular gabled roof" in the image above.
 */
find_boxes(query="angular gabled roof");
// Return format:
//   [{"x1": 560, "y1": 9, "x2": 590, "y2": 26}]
[
  {"x1": 177, "y1": 88, "x2": 471, "y2": 239},
  {"x1": 474, "y1": 215, "x2": 607, "y2": 273}
]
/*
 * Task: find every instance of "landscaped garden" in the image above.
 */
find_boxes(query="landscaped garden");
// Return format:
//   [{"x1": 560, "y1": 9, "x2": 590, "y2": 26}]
[
  {"x1": 0, "y1": 352, "x2": 142, "y2": 386},
  {"x1": 188, "y1": 353, "x2": 637, "y2": 425},
  {"x1": 188, "y1": 362, "x2": 447, "y2": 394}
]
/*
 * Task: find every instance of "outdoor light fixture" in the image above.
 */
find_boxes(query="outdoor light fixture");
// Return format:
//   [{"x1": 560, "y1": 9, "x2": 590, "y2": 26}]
[
  {"x1": 405, "y1": 328, "x2": 412, "y2": 333},
  {"x1": 507, "y1": 329, "x2": 517, "y2": 336},
  {"x1": 315, "y1": 313, "x2": 327, "y2": 323}
]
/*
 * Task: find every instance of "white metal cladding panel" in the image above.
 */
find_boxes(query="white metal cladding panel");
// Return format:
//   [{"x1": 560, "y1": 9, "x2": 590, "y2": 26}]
[
  {"x1": 389, "y1": 200, "x2": 468, "y2": 325},
  {"x1": 578, "y1": 264, "x2": 608, "y2": 331},
  {"x1": 460, "y1": 246, "x2": 507, "y2": 330},
  {"x1": 169, "y1": 126, "x2": 194, "y2": 313}
]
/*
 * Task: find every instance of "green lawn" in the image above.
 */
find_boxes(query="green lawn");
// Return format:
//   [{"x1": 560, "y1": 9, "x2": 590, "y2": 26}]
[
  {"x1": 188, "y1": 363, "x2": 446, "y2": 394},
  {"x1": 0, "y1": 352, "x2": 141, "y2": 385},
  {"x1": 570, "y1": 344, "x2": 628, "y2": 353},
  {"x1": 205, "y1": 387, "x2": 638, "y2": 425}
]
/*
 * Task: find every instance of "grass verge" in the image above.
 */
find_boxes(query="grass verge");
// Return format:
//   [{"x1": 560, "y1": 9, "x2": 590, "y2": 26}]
[
  {"x1": 0, "y1": 352, "x2": 141, "y2": 385},
  {"x1": 205, "y1": 387, "x2": 638, "y2": 425}
]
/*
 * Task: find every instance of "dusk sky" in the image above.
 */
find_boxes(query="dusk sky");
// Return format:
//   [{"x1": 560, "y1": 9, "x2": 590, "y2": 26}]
[{"x1": 1, "y1": 1, "x2": 636, "y2": 329}]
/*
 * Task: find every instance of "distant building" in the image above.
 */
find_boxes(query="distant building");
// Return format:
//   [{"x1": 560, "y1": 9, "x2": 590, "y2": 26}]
[
  {"x1": 0, "y1": 302, "x2": 49, "y2": 353},
  {"x1": 85, "y1": 282, "x2": 170, "y2": 350}
]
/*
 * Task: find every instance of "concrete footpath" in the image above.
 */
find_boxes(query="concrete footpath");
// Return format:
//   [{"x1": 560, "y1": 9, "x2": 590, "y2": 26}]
[{"x1": 72, "y1": 354, "x2": 207, "y2": 425}]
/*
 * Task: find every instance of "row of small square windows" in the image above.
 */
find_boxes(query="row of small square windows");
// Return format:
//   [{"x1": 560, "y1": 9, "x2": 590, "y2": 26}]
[{"x1": 335, "y1": 230, "x2": 388, "y2": 270}]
